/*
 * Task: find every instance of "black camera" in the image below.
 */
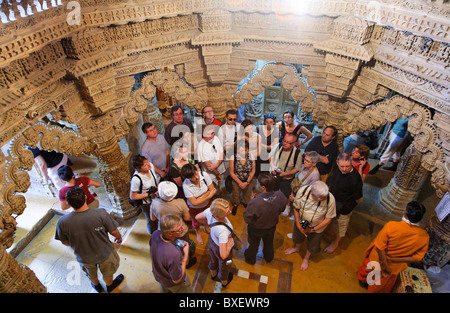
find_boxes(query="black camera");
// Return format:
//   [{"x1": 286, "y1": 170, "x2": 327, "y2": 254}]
[
  {"x1": 274, "y1": 168, "x2": 282, "y2": 177},
  {"x1": 173, "y1": 239, "x2": 197, "y2": 269},
  {"x1": 300, "y1": 219, "x2": 310, "y2": 229},
  {"x1": 148, "y1": 186, "x2": 157, "y2": 194}
]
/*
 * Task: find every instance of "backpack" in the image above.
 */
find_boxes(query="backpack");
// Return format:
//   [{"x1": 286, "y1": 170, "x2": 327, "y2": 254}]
[
  {"x1": 129, "y1": 174, "x2": 143, "y2": 207},
  {"x1": 129, "y1": 170, "x2": 157, "y2": 207}
]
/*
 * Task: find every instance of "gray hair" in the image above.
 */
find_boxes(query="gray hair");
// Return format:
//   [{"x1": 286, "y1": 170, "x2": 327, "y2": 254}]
[
  {"x1": 337, "y1": 152, "x2": 352, "y2": 163},
  {"x1": 310, "y1": 181, "x2": 329, "y2": 198},
  {"x1": 159, "y1": 214, "x2": 182, "y2": 235},
  {"x1": 305, "y1": 151, "x2": 320, "y2": 163}
]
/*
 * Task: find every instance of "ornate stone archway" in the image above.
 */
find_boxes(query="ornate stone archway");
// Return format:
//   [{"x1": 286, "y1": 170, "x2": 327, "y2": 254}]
[
  {"x1": 0, "y1": 121, "x2": 96, "y2": 293},
  {"x1": 226, "y1": 63, "x2": 447, "y2": 211}
]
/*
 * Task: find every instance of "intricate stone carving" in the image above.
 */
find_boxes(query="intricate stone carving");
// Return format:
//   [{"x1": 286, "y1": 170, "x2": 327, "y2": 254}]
[
  {"x1": 0, "y1": 0, "x2": 449, "y2": 292},
  {"x1": 380, "y1": 145, "x2": 430, "y2": 215},
  {"x1": 0, "y1": 243, "x2": 47, "y2": 293},
  {"x1": 0, "y1": 122, "x2": 96, "y2": 249}
]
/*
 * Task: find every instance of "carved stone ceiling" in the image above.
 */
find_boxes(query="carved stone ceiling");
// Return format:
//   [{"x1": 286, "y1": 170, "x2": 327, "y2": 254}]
[{"x1": 0, "y1": 0, "x2": 448, "y2": 208}]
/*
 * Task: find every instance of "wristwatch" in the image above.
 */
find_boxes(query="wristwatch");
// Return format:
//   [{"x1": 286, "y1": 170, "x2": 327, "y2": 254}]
[{"x1": 312, "y1": 227, "x2": 316, "y2": 232}]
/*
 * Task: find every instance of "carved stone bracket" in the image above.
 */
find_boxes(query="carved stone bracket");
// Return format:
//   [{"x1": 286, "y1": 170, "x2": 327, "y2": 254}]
[
  {"x1": 315, "y1": 16, "x2": 375, "y2": 99},
  {"x1": 192, "y1": 9, "x2": 243, "y2": 84}
]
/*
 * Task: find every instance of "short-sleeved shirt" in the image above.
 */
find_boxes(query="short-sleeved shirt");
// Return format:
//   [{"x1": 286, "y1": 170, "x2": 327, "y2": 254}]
[
  {"x1": 182, "y1": 171, "x2": 212, "y2": 208},
  {"x1": 151, "y1": 198, "x2": 189, "y2": 232},
  {"x1": 150, "y1": 230, "x2": 185, "y2": 288},
  {"x1": 304, "y1": 136, "x2": 340, "y2": 175},
  {"x1": 269, "y1": 145, "x2": 302, "y2": 180},
  {"x1": 130, "y1": 166, "x2": 159, "y2": 205},
  {"x1": 55, "y1": 208, "x2": 118, "y2": 264},
  {"x1": 29, "y1": 147, "x2": 64, "y2": 168},
  {"x1": 220, "y1": 123, "x2": 242, "y2": 151},
  {"x1": 295, "y1": 166, "x2": 320, "y2": 187},
  {"x1": 293, "y1": 185, "x2": 336, "y2": 233},
  {"x1": 203, "y1": 208, "x2": 234, "y2": 247},
  {"x1": 326, "y1": 167, "x2": 363, "y2": 215},
  {"x1": 140, "y1": 135, "x2": 169, "y2": 172},
  {"x1": 366, "y1": 220, "x2": 429, "y2": 274},
  {"x1": 59, "y1": 176, "x2": 96, "y2": 205},
  {"x1": 392, "y1": 117, "x2": 409, "y2": 138},
  {"x1": 196, "y1": 137, "x2": 225, "y2": 181},
  {"x1": 164, "y1": 118, "x2": 194, "y2": 146}
]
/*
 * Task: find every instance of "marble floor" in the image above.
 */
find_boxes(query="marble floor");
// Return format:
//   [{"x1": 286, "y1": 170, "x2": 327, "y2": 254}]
[{"x1": 10, "y1": 157, "x2": 449, "y2": 294}]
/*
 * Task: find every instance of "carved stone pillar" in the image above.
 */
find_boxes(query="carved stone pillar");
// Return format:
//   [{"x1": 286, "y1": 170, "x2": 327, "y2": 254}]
[
  {"x1": 326, "y1": 99, "x2": 350, "y2": 149},
  {"x1": 380, "y1": 145, "x2": 430, "y2": 215},
  {"x1": 143, "y1": 99, "x2": 164, "y2": 133},
  {"x1": 84, "y1": 116, "x2": 138, "y2": 220},
  {"x1": 0, "y1": 244, "x2": 47, "y2": 293}
]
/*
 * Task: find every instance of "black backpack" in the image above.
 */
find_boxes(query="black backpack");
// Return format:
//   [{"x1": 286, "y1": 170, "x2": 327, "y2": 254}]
[
  {"x1": 129, "y1": 170, "x2": 157, "y2": 207},
  {"x1": 129, "y1": 174, "x2": 144, "y2": 207}
]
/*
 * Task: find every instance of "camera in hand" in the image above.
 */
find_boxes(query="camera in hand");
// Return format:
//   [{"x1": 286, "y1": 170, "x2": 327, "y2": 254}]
[
  {"x1": 274, "y1": 168, "x2": 282, "y2": 177},
  {"x1": 148, "y1": 186, "x2": 157, "y2": 195},
  {"x1": 300, "y1": 219, "x2": 310, "y2": 229},
  {"x1": 173, "y1": 239, "x2": 197, "y2": 269}
]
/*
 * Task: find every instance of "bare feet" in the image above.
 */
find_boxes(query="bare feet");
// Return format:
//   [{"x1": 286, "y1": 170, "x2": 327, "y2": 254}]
[
  {"x1": 196, "y1": 230, "x2": 203, "y2": 245},
  {"x1": 284, "y1": 248, "x2": 300, "y2": 255},
  {"x1": 300, "y1": 258, "x2": 309, "y2": 271},
  {"x1": 324, "y1": 242, "x2": 338, "y2": 254}
]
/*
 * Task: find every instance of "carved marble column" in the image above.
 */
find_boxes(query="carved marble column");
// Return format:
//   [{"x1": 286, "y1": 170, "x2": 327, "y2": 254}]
[
  {"x1": 380, "y1": 145, "x2": 430, "y2": 215},
  {"x1": 0, "y1": 244, "x2": 47, "y2": 293}
]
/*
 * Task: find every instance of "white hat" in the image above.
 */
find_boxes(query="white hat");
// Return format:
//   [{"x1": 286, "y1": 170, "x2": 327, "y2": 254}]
[{"x1": 158, "y1": 181, "x2": 178, "y2": 201}]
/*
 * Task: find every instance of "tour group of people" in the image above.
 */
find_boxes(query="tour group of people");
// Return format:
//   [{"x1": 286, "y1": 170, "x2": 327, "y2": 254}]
[{"x1": 50, "y1": 105, "x2": 429, "y2": 294}]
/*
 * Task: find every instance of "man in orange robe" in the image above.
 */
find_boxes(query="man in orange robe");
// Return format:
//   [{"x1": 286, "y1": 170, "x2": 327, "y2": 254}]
[{"x1": 357, "y1": 201, "x2": 429, "y2": 293}]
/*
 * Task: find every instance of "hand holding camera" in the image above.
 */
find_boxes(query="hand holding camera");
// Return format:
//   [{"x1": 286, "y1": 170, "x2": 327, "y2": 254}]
[
  {"x1": 173, "y1": 238, "x2": 197, "y2": 269},
  {"x1": 147, "y1": 186, "x2": 158, "y2": 199},
  {"x1": 273, "y1": 168, "x2": 283, "y2": 177}
]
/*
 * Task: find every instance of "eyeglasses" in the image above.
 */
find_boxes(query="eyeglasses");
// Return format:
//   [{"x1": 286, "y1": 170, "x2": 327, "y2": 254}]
[
  {"x1": 171, "y1": 225, "x2": 185, "y2": 233},
  {"x1": 212, "y1": 145, "x2": 217, "y2": 152},
  {"x1": 227, "y1": 118, "x2": 236, "y2": 121},
  {"x1": 284, "y1": 141, "x2": 296, "y2": 145}
]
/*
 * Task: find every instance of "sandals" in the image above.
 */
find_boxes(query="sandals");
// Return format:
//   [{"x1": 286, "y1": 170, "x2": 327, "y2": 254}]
[{"x1": 222, "y1": 272, "x2": 234, "y2": 288}]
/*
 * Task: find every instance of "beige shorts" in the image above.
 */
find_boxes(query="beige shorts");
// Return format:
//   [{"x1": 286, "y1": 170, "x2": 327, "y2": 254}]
[
  {"x1": 337, "y1": 212, "x2": 352, "y2": 237},
  {"x1": 81, "y1": 249, "x2": 120, "y2": 280}
]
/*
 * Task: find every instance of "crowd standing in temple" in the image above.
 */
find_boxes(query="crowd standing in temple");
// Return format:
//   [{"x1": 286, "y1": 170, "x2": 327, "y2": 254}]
[{"x1": 51, "y1": 104, "x2": 428, "y2": 293}]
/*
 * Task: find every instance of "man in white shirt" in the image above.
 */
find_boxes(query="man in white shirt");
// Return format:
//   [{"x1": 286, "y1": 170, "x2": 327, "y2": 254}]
[
  {"x1": 220, "y1": 109, "x2": 243, "y2": 179},
  {"x1": 196, "y1": 124, "x2": 225, "y2": 185}
]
